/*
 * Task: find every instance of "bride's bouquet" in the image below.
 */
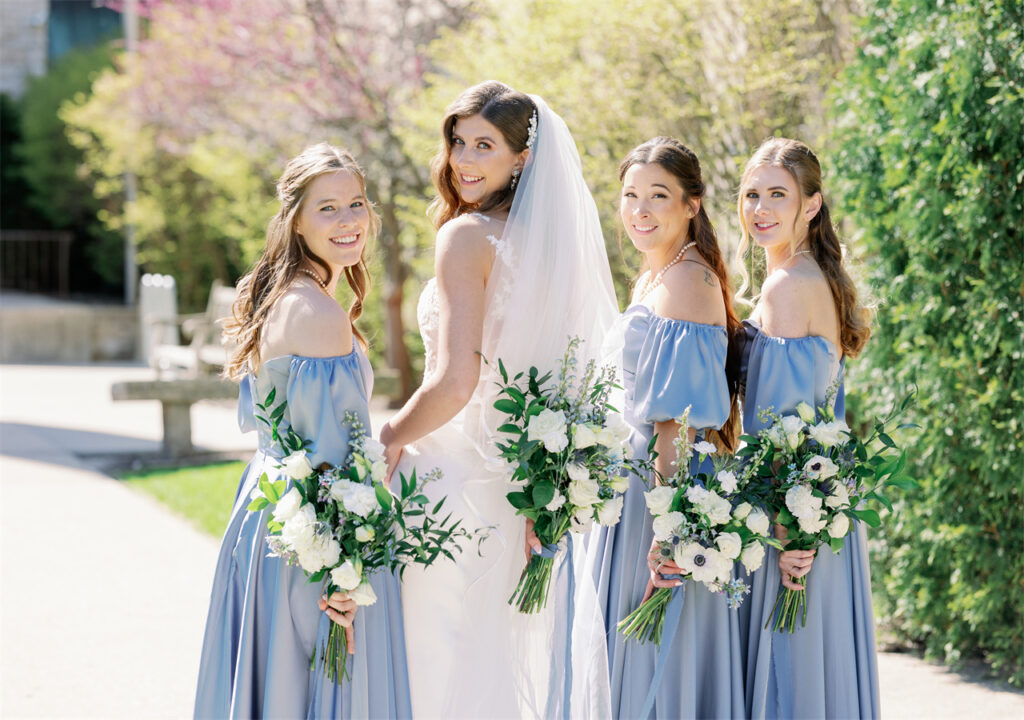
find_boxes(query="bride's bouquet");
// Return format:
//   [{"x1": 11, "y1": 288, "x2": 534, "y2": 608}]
[
  {"x1": 617, "y1": 408, "x2": 774, "y2": 645},
  {"x1": 248, "y1": 388, "x2": 472, "y2": 682},
  {"x1": 492, "y1": 337, "x2": 653, "y2": 614},
  {"x1": 738, "y1": 388, "x2": 916, "y2": 633}
]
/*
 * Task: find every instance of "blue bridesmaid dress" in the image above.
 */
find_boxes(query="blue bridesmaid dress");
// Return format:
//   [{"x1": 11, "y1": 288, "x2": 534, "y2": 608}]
[
  {"x1": 588, "y1": 304, "x2": 744, "y2": 719},
  {"x1": 738, "y1": 319, "x2": 879, "y2": 719},
  {"x1": 194, "y1": 352, "x2": 412, "y2": 719}
]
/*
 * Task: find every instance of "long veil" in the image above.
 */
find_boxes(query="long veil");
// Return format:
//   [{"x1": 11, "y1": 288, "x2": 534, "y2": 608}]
[{"x1": 447, "y1": 95, "x2": 619, "y2": 718}]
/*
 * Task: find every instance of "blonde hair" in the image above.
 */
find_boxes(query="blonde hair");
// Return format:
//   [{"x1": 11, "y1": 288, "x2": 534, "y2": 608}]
[
  {"x1": 223, "y1": 143, "x2": 379, "y2": 379},
  {"x1": 736, "y1": 137, "x2": 871, "y2": 358},
  {"x1": 428, "y1": 80, "x2": 536, "y2": 228}
]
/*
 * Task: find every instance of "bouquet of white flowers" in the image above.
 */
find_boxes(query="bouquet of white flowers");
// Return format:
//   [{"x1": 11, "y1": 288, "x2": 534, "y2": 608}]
[
  {"x1": 492, "y1": 337, "x2": 653, "y2": 614},
  {"x1": 739, "y1": 389, "x2": 915, "y2": 633},
  {"x1": 617, "y1": 408, "x2": 774, "y2": 645},
  {"x1": 248, "y1": 388, "x2": 471, "y2": 682}
]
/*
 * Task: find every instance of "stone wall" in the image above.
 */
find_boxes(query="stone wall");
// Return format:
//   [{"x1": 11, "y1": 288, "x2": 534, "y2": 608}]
[{"x1": 0, "y1": 292, "x2": 136, "y2": 362}]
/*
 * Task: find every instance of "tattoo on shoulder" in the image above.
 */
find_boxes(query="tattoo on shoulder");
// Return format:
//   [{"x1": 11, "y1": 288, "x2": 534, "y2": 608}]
[{"x1": 703, "y1": 269, "x2": 716, "y2": 287}]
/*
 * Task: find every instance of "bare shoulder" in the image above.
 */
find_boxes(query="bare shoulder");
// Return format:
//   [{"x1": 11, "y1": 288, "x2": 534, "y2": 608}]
[
  {"x1": 760, "y1": 260, "x2": 830, "y2": 338},
  {"x1": 652, "y1": 260, "x2": 726, "y2": 326},
  {"x1": 435, "y1": 214, "x2": 499, "y2": 275},
  {"x1": 262, "y1": 284, "x2": 353, "y2": 359}
]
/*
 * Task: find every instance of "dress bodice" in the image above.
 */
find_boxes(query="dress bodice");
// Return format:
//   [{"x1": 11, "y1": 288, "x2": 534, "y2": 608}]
[
  {"x1": 417, "y1": 278, "x2": 441, "y2": 380},
  {"x1": 619, "y1": 304, "x2": 731, "y2": 432},
  {"x1": 238, "y1": 350, "x2": 374, "y2": 466},
  {"x1": 738, "y1": 318, "x2": 845, "y2": 434}
]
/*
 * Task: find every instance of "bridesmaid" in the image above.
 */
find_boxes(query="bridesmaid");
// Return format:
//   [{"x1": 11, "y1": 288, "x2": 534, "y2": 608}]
[
  {"x1": 194, "y1": 143, "x2": 411, "y2": 719},
  {"x1": 735, "y1": 137, "x2": 877, "y2": 719},
  {"x1": 587, "y1": 136, "x2": 745, "y2": 718}
]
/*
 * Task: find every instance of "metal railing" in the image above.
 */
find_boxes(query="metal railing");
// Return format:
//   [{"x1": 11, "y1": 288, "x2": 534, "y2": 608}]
[{"x1": 0, "y1": 230, "x2": 74, "y2": 298}]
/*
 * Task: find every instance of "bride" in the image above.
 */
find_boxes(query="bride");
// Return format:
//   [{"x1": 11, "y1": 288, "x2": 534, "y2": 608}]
[{"x1": 380, "y1": 81, "x2": 618, "y2": 718}]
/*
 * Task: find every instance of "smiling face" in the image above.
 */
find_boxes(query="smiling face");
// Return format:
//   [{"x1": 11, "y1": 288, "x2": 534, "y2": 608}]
[
  {"x1": 294, "y1": 170, "x2": 370, "y2": 274},
  {"x1": 620, "y1": 162, "x2": 697, "y2": 258},
  {"x1": 740, "y1": 165, "x2": 817, "y2": 252},
  {"x1": 448, "y1": 114, "x2": 525, "y2": 205}
]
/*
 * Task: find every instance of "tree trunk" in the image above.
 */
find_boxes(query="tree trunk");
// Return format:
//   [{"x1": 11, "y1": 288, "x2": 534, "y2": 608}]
[{"x1": 378, "y1": 197, "x2": 413, "y2": 404}]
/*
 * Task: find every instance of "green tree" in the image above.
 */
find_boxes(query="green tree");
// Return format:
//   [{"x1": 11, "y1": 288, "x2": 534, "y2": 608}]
[
  {"x1": 14, "y1": 44, "x2": 123, "y2": 294},
  {"x1": 830, "y1": 0, "x2": 1024, "y2": 685}
]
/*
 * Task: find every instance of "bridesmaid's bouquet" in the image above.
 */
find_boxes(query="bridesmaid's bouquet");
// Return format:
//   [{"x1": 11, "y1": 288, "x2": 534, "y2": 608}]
[
  {"x1": 739, "y1": 389, "x2": 916, "y2": 633},
  {"x1": 492, "y1": 337, "x2": 653, "y2": 614},
  {"x1": 248, "y1": 388, "x2": 471, "y2": 682},
  {"x1": 617, "y1": 408, "x2": 775, "y2": 645}
]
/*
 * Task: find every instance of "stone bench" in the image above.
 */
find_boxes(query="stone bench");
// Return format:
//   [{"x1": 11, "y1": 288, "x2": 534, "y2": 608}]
[{"x1": 111, "y1": 378, "x2": 239, "y2": 457}]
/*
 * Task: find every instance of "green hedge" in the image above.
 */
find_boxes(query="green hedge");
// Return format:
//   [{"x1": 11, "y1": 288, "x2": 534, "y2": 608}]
[{"x1": 830, "y1": 0, "x2": 1023, "y2": 685}]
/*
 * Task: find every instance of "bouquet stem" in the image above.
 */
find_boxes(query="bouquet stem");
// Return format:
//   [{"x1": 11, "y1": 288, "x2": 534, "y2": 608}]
[
  {"x1": 617, "y1": 587, "x2": 673, "y2": 645},
  {"x1": 317, "y1": 621, "x2": 350, "y2": 683},
  {"x1": 509, "y1": 553, "x2": 555, "y2": 614},
  {"x1": 766, "y1": 575, "x2": 808, "y2": 633}
]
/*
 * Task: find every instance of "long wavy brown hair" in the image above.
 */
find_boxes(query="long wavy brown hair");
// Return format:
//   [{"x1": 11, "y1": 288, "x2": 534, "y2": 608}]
[
  {"x1": 619, "y1": 136, "x2": 742, "y2": 452},
  {"x1": 736, "y1": 137, "x2": 871, "y2": 358},
  {"x1": 223, "y1": 143, "x2": 380, "y2": 380},
  {"x1": 428, "y1": 80, "x2": 537, "y2": 229}
]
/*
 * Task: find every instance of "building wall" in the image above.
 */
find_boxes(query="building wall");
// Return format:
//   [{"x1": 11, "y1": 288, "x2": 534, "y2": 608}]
[{"x1": 0, "y1": 0, "x2": 49, "y2": 98}]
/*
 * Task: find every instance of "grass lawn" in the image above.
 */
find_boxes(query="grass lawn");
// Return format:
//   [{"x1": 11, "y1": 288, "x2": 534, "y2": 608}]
[{"x1": 121, "y1": 461, "x2": 247, "y2": 537}]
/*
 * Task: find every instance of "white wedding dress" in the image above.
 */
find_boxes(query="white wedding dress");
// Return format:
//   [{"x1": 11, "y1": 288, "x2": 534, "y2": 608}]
[{"x1": 397, "y1": 96, "x2": 619, "y2": 720}]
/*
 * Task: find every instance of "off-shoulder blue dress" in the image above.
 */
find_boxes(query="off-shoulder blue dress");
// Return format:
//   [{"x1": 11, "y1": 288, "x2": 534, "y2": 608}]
[
  {"x1": 738, "y1": 320, "x2": 879, "y2": 719},
  {"x1": 194, "y1": 352, "x2": 411, "y2": 719},
  {"x1": 587, "y1": 304, "x2": 743, "y2": 719}
]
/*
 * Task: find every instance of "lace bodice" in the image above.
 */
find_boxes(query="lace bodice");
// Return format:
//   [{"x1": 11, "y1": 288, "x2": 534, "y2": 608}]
[{"x1": 417, "y1": 277, "x2": 441, "y2": 379}]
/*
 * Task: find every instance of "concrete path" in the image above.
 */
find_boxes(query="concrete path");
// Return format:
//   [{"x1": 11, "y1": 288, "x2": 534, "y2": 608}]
[{"x1": 1, "y1": 362, "x2": 1022, "y2": 718}]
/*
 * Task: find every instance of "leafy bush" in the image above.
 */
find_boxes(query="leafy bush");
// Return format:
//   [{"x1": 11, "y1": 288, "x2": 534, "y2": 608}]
[{"x1": 830, "y1": 0, "x2": 1024, "y2": 685}]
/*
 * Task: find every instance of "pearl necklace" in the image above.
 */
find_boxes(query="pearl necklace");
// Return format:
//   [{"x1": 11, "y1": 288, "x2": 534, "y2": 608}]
[
  {"x1": 636, "y1": 241, "x2": 697, "y2": 303},
  {"x1": 299, "y1": 267, "x2": 329, "y2": 292}
]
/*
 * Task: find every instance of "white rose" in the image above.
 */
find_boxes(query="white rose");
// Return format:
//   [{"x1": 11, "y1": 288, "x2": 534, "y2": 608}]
[
  {"x1": 785, "y1": 484, "x2": 822, "y2": 519},
  {"x1": 362, "y1": 437, "x2": 386, "y2": 463},
  {"x1": 733, "y1": 502, "x2": 753, "y2": 520},
  {"x1": 348, "y1": 579, "x2": 378, "y2": 606},
  {"x1": 370, "y1": 460, "x2": 387, "y2": 484},
  {"x1": 568, "y1": 476, "x2": 602, "y2": 508},
  {"x1": 282, "y1": 450, "x2": 314, "y2": 480},
  {"x1": 527, "y1": 408, "x2": 569, "y2": 453},
  {"x1": 798, "y1": 511, "x2": 828, "y2": 535},
  {"x1": 651, "y1": 511, "x2": 684, "y2": 542},
  {"x1": 280, "y1": 504, "x2": 317, "y2": 550},
  {"x1": 766, "y1": 425, "x2": 787, "y2": 449},
  {"x1": 297, "y1": 532, "x2": 341, "y2": 573},
  {"x1": 353, "y1": 458, "x2": 369, "y2": 481},
  {"x1": 566, "y1": 463, "x2": 590, "y2": 482},
  {"x1": 609, "y1": 473, "x2": 630, "y2": 493},
  {"x1": 644, "y1": 486, "x2": 676, "y2": 516},
  {"x1": 781, "y1": 415, "x2": 806, "y2": 449},
  {"x1": 711, "y1": 549, "x2": 735, "y2": 584},
  {"x1": 699, "y1": 490, "x2": 733, "y2": 527},
  {"x1": 573, "y1": 423, "x2": 599, "y2": 449},
  {"x1": 716, "y1": 470, "x2": 738, "y2": 495},
  {"x1": 330, "y1": 558, "x2": 363, "y2": 591},
  {"x1": 802, "y1": 455, "x2": 840, "y2": 480},
  {"x1": 740, "y1": 542, "x2": 765, "y2": 572},
  {"x1": 328, "y1": 479, "x2": 352, "y2": 504},
  {"x1": 546, "y1": 491, "x2": 567, "y2": 512},
  {"x1": 825, "y1": 481, "x2": 851, "y2": 510},
  {"x1": 827, "y1": 513, "x2": 850, "y2": 539},
  {"x1": 796, "y1": 401, "x2": 817, "y2": 423},
  {"x1": 355, "y1": 525, "x2": 375, "y2": 542},
  {"x1": 598, "y1": 414, "x2": 632, "y2": 448},
  {"x1": 715, "y1": 531, "x2": 743, "y2": 560},
  {"x1": 746, "y1": 508, "x2": 770, "y2": 536},
  {"x1": 272, "y1": 486, "x2": 303, "y2": 523},
  {"x1": 808, "y1": 420, "x2": 850, "y2": 448},
  {"x1": 674, "y1": 541, "x2": 705, "y2": 574},
  {"x1": 342, "y1": 484, "x2": 379, "y2": 518},
  {"x1": 692, "y1": 440, "x2": 717, "y2": 456},
  {"x1": 685, "y1": 484, "x2": 708, "y2": 504},
  {"x1": 596, "y1": 495, "x2": 625, "y2": 526}
]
